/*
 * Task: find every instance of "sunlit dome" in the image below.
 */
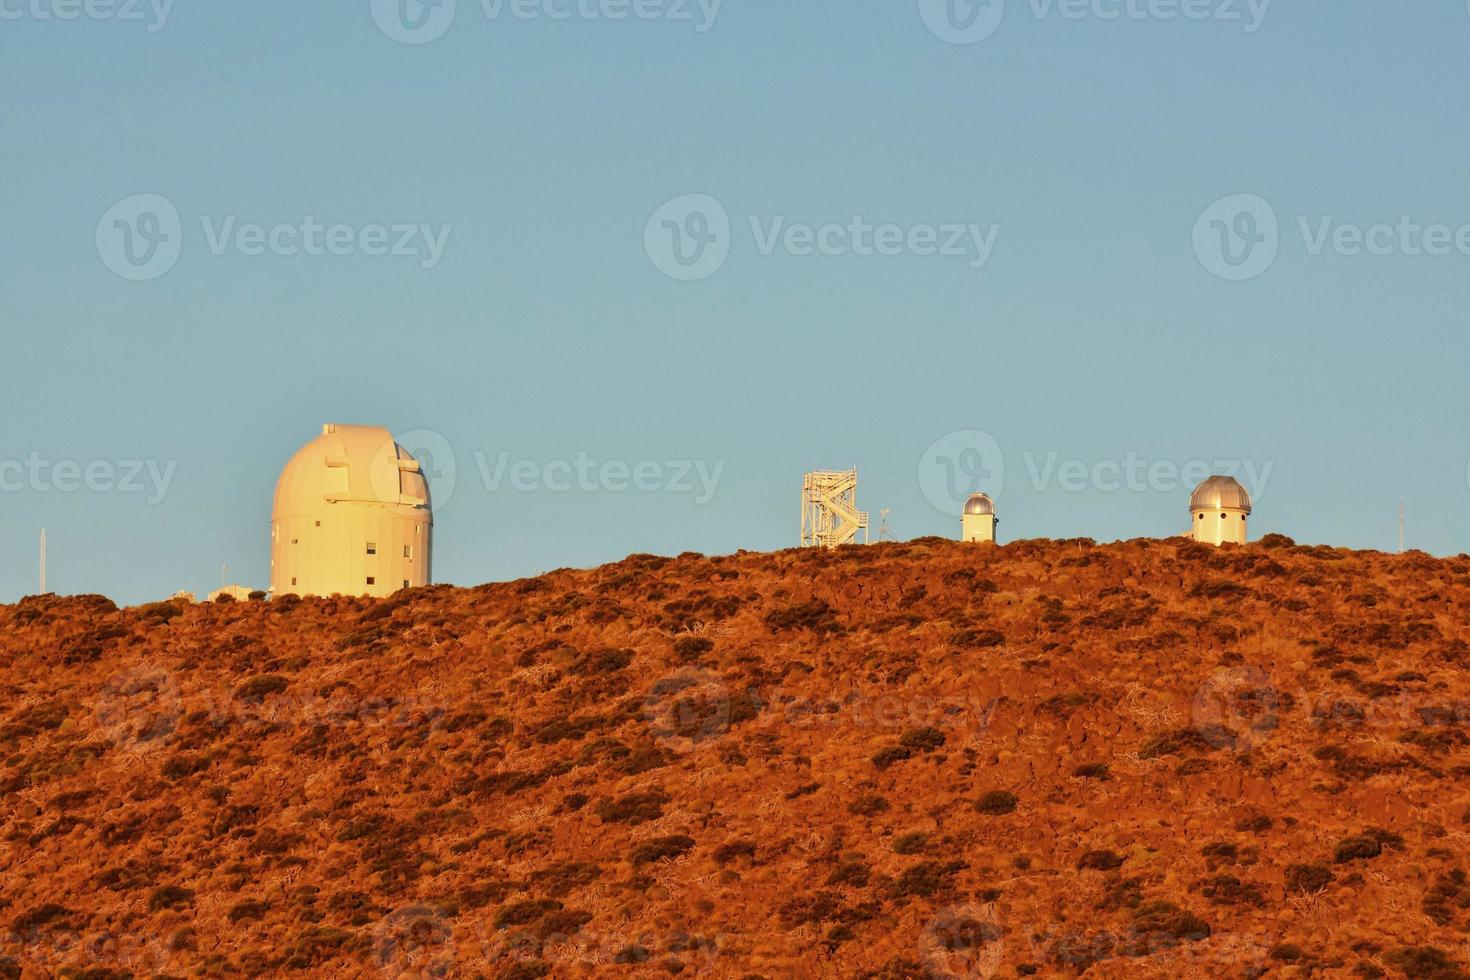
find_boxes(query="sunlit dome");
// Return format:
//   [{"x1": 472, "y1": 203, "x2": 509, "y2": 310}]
[
  {"x1": 270, "y1": 424, "x2": 433, "y2": 598},
  {"x1": 963, "y1": 493, "x2": 996, "y2": 517},
  {"x1": 1190, "y1": 476, "x2": 1252, "y2": 514}
]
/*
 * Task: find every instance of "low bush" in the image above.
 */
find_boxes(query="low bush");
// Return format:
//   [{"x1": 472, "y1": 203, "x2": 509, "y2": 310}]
[
  {"x1": 763, "y1": 600, "x2": 841, "y2": 635},
  {"x1": 148, "y1": 885, "x2": 195, "y2": 913},
  {"x1": 595, "y1": 790, "x2": 669, "y2": 825},
  {"x1": 228, "y1": 899, "x2": 270, "y2": 923},
  {"x1": 1285, "y1": 863, "x2": 1334, "y2": 894},
  {"x1": 630, "y1": 835, "x2": 695, "y2": 866},
  {"x1": 1077, "y1": 850, "x2": 1124, "y2": 871},
  {"x1": 234, "y1": 675, "x2": 290, "y2": 704},
  {"x1": 975, "y1": 791, "x2": 1018, "y2": 815}
]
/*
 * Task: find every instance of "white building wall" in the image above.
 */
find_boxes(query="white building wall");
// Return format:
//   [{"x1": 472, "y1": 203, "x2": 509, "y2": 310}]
[
  {"x1": 272, "y1": 510, "x2": 430, "y2": 597},
  {"x1": 962, "y1": 513, "x2": 997, "y2": 544},
  {"x1": 1192, "y1": 509, "x2": 1249, "y2": 546}
]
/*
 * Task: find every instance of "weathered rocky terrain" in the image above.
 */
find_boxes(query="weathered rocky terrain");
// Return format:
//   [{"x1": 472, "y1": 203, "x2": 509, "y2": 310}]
[{"x1": 4, "y1": 536, "x2": 1470, "y2": 979}]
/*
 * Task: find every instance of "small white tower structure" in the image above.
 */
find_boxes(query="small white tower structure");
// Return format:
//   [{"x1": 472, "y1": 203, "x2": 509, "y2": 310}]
[
  {"x1": 271, "y1": 424, "x2": 433, "y2": 598},
  {"x1": 801, "y1": 469, "x2": 869, "y2": 549},
  {"x1": 1189, "y1": 475, "x2": 1251, "y2": 546},
  {"x1": 961, "y1": 493, "x2": 998, "y2": 544}
]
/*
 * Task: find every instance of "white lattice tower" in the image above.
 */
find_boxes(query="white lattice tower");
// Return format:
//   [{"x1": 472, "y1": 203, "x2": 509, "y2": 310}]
[{"x1": 801, "y1": 469, "x2": 869, "y2": 548}]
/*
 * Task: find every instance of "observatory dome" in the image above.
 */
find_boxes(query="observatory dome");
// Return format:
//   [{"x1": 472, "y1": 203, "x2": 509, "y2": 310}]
[
  {"x1": 963, "y1": 493, "x2": 996, "y2": 516},
  {"x1": 270, "y1": 424, "x2": 432, "y2": 598},
  {"x1": 1189, "y1": 476, "x2": 1252, "y2": 515}
]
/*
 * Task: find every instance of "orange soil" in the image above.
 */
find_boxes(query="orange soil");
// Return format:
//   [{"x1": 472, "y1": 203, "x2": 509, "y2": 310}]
[{"x1": 3, "y1": 536, "x2": 1470, "y2": 979}]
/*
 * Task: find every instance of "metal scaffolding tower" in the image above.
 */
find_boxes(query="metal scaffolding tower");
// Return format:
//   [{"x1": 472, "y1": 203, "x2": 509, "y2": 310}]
[{"x1": 801, "y1": 469, "x2": 869, "y2": 549}]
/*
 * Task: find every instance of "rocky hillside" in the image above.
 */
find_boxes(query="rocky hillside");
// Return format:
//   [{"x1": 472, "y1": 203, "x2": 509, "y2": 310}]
[{"x1": 4, "y1": 537, "x2": 1470, "y2": 979}]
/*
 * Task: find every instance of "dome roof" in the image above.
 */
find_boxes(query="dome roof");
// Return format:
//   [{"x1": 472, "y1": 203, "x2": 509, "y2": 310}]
[
  {"x1": 1190, "y1": 475, "x2": 1252, "y2": 514},
  {"x1": 963, "y1": 492, "x2": 996, "y2": 516},
  {"x1": 272, "y1": 424, "x2": 431, "y2": 522}
]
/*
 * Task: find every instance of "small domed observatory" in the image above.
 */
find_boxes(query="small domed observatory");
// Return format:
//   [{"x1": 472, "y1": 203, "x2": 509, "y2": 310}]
[
  {"x1": 271, "y1": 424, "x2": 433, "y2": 597},
  {"x1": 1190, "y1": 475, "x2": 1251, "y2": 546},
  {"x1": 961, "y1": 493, "x2": 998, "y2": 544}
]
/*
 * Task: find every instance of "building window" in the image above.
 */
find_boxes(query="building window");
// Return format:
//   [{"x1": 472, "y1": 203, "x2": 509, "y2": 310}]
[
  {"x1": 291, "y1": 577, "x2": 297, "y2": 586},
  {"x1": 291, "y1": 538, "x2": 299, "y2": 545},
  {"x1": 403, "y1": 545, "x2": 412, "y2": 559},
  {"x1": 403, "y1": 580, "x2": 410, "y2": 589},
  {"x1": 315, "y1": 521, "x2": 321, "y2": 527},
  {"x1": 366, "y1": 542, "x2": 377, "y2": 556},
  {"x1": 366, "y1": 577, "x2": 376, "y2": 586}
]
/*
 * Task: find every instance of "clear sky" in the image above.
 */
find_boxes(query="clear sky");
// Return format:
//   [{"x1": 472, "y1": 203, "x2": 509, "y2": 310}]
[{"x1": 3, "y1": 0, "x2": 1469, "y2": 605}]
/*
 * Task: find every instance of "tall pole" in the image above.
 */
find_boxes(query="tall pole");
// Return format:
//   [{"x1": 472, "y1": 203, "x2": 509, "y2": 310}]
[{"x1": 39, "y1": 529, "x2": 46, "y2": 594}]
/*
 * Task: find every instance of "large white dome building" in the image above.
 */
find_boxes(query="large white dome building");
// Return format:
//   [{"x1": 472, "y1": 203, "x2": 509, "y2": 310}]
[
  {"x1": 1190, "y1": 475, "x2": 1251, "y2": 546},
  {"x1": 270, "y1": 424, "x2": 432, "y2": 597}
]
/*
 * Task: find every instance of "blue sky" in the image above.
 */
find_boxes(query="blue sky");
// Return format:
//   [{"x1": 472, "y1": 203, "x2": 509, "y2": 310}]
[{"x1": 3, "y1": 0, "x2": 1469, "y2": 605}]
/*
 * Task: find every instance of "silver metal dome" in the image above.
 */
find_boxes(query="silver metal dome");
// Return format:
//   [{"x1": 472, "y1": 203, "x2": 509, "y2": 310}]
[
  {"x1": 963, "y1": 493, "x2": 996, "y2": 516},
  {"x1": 1190, "y1": 476, "x2": 1252, "y2": 514}
]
